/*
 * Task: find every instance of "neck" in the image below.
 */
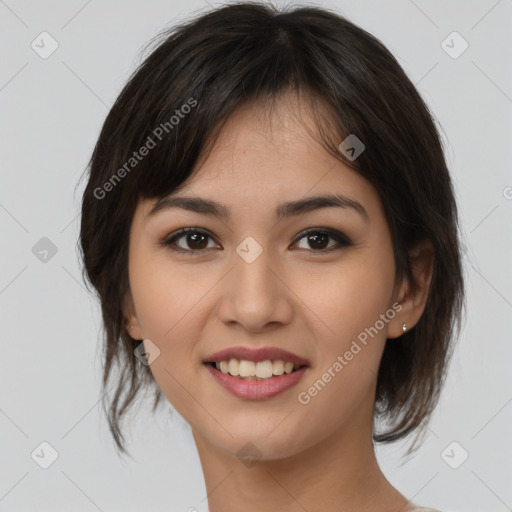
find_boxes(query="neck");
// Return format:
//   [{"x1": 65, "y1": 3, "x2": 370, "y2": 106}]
[{"x1": 192, "y1": 414, "x2": 409, "y2": 512}]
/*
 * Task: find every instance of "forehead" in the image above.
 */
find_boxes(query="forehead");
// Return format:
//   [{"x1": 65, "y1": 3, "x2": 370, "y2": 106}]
[
  {"x1": 178, "y1": 96, "x2": 378, "y2": 209},
  {"x1": 136, "y1": 93, "x2": 386, "y2": 227}
]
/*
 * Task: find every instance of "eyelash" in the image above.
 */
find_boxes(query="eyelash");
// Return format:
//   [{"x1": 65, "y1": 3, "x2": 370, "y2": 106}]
[{"x1": 159, "y1": 227, "x2": 353, "y2": 255}]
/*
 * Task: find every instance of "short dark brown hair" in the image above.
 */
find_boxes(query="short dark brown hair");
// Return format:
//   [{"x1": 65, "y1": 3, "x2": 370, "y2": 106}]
[{"x1": 79, "y1": 1, "x2": 465, "y2": 457}]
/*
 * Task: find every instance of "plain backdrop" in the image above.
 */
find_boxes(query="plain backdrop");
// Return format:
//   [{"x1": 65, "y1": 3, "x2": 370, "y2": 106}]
[{"x1": 1, "y1": 0, "x2": 511, "y2": 511}]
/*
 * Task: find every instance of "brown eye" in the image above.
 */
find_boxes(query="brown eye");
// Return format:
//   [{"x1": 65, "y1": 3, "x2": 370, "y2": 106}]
[
  {"x1": 293, "y1": 229, "x2": 352, "y2": 252},
  {"x1": 160, "y1": 227, "x2": 352, "y2": 255},
  {"x1": 162, "y1": 228, "x2": 219, "y2": 253}
]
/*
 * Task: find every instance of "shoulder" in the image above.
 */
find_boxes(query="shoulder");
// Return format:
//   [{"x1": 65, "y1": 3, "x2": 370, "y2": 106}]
[{"x1": 408, "y1": 508, "x2": 444, "y2": 512}]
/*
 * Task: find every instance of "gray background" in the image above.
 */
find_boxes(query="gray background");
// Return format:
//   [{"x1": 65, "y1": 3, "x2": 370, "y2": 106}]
[{"x1": 1, "y1": 0, "x2": 511, "y2": 511}]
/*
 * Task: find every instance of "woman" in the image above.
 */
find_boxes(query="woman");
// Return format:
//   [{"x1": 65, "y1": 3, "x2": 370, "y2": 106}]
[{"x1": 79, "y1": 2, "x2": 465, "y2": 511}]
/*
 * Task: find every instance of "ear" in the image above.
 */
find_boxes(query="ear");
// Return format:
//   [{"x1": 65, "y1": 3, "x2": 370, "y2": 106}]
[
  {"x1": 122, "y1": 290, "x2": 143, "y2": 340},
  {"x1": 387, "y1": 238, "x2": 435, "y2": 339}
]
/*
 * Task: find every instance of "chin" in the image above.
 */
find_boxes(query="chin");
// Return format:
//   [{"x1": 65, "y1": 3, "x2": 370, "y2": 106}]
[{"x1": 195, "y1": 420, "x2": 319, "y2": 463}]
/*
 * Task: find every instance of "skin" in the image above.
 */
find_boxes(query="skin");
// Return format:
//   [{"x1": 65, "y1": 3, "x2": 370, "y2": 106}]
[{"x1": 124, "y1": 92, "x2": 434, "y2": 512}]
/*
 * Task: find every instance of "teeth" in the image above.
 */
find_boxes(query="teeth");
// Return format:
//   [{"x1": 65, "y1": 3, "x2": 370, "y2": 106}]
[
  {"x1": 228, "y1": 358, "x2": 239, "y2": 376},
  {"x1": 283, "y1": 361, "x2": 294, "y2": 373},
  {"x1": 239, "y1": 360, "x2": 255, "y2": 377},
  {"x1": 272, "y1": 360, "x2": 284, "y2": 375},
  {"x1": 256, "y1": 360, "x2": 273, "y2": 378},
  {"x1": 213, "y1": 359, "x2": 302, "y2": 379}
]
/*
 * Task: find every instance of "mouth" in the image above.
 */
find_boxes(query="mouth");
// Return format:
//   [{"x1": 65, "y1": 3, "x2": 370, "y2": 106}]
[
  {"x1": 204, "y1": 360, "x2": 307, "y2": 380},
  {"x1": 202, "y1": 346, "x2": 310, "y2": 399}
]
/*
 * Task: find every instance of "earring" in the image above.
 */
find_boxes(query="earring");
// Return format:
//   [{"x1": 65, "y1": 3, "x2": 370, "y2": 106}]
[{"x1": 402, "y1": 323, "x2": 407, "y2": 332}]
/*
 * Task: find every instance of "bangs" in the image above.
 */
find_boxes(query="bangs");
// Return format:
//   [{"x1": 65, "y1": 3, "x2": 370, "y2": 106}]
[{"x1": 89, "y1": 4, "x2": 405, "y2": 207}]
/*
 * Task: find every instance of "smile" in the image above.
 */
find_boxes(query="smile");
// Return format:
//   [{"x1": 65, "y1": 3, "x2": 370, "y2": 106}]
[
  {"x1": 211, "y1": 359, "x2": 303, "y2": 379},
  {"x1": 204, "y1": 363, "x2": 310, "y2": 400},
  {"x1": 203, "y1": 345, "x2": 310, "y2": 399}
]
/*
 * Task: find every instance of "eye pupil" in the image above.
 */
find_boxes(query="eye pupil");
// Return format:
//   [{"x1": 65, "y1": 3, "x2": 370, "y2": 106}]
[
  {"x1": 188, "y1": 232, "x2": 208, "y2": 249},
  {"x1": 164, "y1": 228, "x2": 349, "y2": 254},
  {"x1": 308, "y1": 233, "x2": 329, "y2": 250}
]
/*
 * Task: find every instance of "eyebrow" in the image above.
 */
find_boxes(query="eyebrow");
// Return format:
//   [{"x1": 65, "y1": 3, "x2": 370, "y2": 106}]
[{"x1": 148, "y1": 193, "x2": 369, "y2": 223}]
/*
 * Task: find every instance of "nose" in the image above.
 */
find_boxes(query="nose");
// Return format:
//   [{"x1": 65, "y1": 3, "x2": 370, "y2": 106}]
[{"x1": 216, "y1": 243, "x2": 294, "y2": 333}]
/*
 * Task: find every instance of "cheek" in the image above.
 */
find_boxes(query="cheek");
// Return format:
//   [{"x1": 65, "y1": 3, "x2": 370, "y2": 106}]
[
  {"x1": 293, "y1": 245, "x2": 396, "y2": 414},
  {"x1": 128, "y1": 249, "x2": 207, "y2": 413},
  {"x1": 129, "y1": 245, "x2": 204, "y2": 338},
  {"x1": 293, "y1": 258, "x2": 394, "y2": 431},
  {"x1": 298, "y1": 253, "x2": 395, "y2": 342},
  {"x1": 128, "y1": 247, "x2": 218, "y2": 394}
]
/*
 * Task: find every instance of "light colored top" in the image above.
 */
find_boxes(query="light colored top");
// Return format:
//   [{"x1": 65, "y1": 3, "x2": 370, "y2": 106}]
[{"x1": 409, "y1": 507, "x2": 442, "y2": 512}]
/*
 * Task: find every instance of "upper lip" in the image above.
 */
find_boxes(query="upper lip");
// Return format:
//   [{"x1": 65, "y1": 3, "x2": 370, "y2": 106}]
[{"x1": 203, "y1": 346, "x2": 310, "y2": 366}]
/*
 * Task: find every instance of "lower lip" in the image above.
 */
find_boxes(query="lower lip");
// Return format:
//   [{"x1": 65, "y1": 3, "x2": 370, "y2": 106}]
[{"x1": 205, "y1": 364, "x2": 308, "y2": 400}]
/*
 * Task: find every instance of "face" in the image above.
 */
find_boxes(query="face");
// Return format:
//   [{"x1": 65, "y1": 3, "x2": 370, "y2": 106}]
[{"x1": 126, "y1": 94, "x2": 406, "y2": 461}]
